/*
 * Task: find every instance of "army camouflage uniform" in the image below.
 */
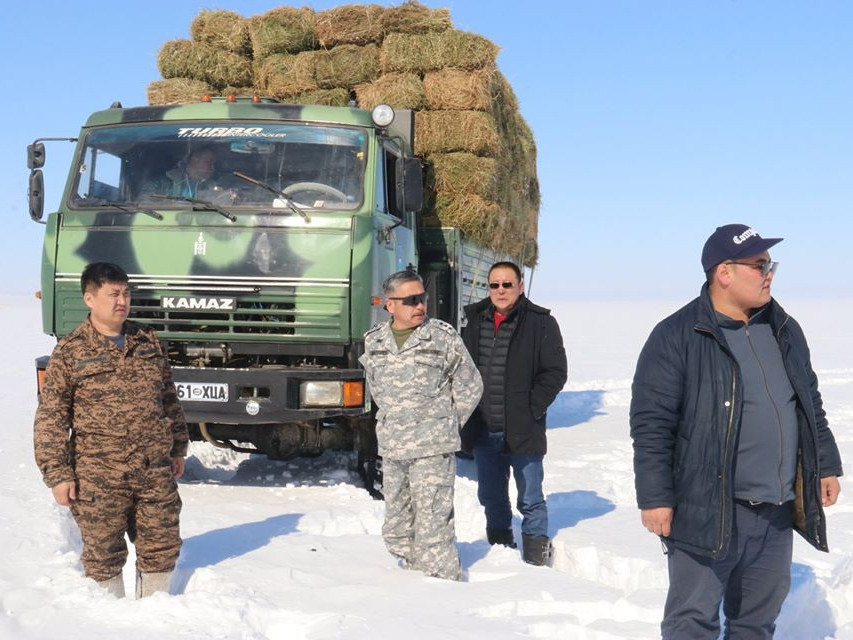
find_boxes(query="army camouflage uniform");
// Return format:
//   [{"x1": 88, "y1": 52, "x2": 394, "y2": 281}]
[
  {"x1": 360, "y1": 317, "x2": 482, "y2": 581},
  {"x1": 34, "y1": 318, "x2": 188, "y2": 582}
]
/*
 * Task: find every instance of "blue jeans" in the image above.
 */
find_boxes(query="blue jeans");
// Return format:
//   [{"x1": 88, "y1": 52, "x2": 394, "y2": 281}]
[
  {"x1": 473, "y1": 430, "x2": 547, "y2": 537},
  {"x1": 662, "y1": 501, "x2": 793, "y2": 639}
]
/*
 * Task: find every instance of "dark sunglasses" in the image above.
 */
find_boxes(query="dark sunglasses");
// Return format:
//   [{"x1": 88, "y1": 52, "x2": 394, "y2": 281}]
[
  {"x1": 726, "y1": 261, "x2": 779, "y2": 278},
  {"x1": 489, "y1": 282, "x2": 515, "y2": 289},
  {"x1": 387, "y1": 292, "x2": 428, "y2": 307}
]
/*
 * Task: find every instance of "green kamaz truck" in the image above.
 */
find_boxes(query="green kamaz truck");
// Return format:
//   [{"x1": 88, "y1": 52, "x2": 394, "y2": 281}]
[{"x1": 28, "y1": 98, "x2": 505, "y2": 491}]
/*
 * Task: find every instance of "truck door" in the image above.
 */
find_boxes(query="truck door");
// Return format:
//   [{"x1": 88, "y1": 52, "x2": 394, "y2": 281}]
[{"x1": 372, "y1": 143, "x2": 416, "y2": 307}]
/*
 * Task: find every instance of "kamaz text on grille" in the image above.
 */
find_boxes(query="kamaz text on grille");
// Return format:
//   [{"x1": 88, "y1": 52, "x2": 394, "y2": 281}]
[{"x1": 161, "y1": 297, "x2": 236, "y2": 310}]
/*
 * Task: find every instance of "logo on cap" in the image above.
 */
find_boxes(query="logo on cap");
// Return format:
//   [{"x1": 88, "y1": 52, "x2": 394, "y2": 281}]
[{"x1": 732, "y1": 228, "x2": 758, "y2": 245}]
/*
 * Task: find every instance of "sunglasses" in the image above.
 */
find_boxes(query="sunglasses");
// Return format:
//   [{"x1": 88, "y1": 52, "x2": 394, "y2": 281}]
[
  {"x1": 726, "y1": 261, "x2": 779, "y2": 278},
  {"x1": 387, "y1": 292, "x2": 428, "y2": 307},
  {"x1": 489, "y1": 282, "x2": 515, "y2": 290}
]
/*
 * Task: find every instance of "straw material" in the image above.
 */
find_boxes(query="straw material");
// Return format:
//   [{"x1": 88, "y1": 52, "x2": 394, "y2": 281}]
[
  {"x1": 190, "y1": 10, "x2": 251, "y2": 55},
  {"x1": 146, "y1": 78, "x2": 212, "y2": 105},
  {"x1": 427, "y1": 153, "x2": 498, "y2": 200},
  {"x1": 157, "y1": 39, "x2": 252, "y2": 89},
  {"x1": 288, "y1": 87, "x2": 352, "y2": 106},
  {"x1": 255, "y1": 52, "x2": 318, "y2": 97},
  {"x1": 423, "y1": 67, "x2": 497, "y2": 111},
  {"x1": 381, "y1": 30, "x2": 499, "y2": 73},
  {"x1": 314, "y1": 44, "x2": 380, "y2": 89},
  {"x1": 414, "y1": 111, "x2": 501, "y2": 156},
  {"x1": 354, "y1": 73, "x2": 426, "y2": 110},
  {"x1": 379, "y1": 1, "x2": 452, "y2": 35},
  {"x1": 315, "y1": 4, "x2": 385, "y2": 47},
  {"x1": 248, "y1": 7, "x2": 316, "y2": 60}
]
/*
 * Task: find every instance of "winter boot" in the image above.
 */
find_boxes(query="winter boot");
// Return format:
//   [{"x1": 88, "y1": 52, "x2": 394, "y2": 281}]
[
  {"x1": 135, "y1": 570, "x2": 172, "y2": 599},
  {"x1": 522, "y1": 534, "x2": 551, "y2": 566},
  {"x1": 99, "y1": 573, "x2": 126, "y2": 598},
  {"x1": 486, "y1": 528, "x2": 518, "y2": 549}
]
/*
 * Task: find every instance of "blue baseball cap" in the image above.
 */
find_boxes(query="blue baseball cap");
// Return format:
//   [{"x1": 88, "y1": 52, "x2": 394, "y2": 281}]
[{"x1": 701, "y1": 224, "x2": 783, "y2": 272}]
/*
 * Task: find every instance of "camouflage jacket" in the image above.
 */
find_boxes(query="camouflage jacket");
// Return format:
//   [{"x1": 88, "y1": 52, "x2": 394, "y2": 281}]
[
  {"x1": 34, "y1": 318, "x2": 188, "y2": 488},
  {"x1": 359, "y1": 317, "x2": 483, "y2": 460}
]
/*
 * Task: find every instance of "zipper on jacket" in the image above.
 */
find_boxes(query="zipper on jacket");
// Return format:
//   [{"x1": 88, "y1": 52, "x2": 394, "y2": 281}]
[{"x1": 718, "y1": 365, "x2": 737, "y2": 554}]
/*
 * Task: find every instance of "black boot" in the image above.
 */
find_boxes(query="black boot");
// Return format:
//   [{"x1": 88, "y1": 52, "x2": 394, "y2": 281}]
[
  {"x1": 522, "y1": 534, "x2": 551, "y2": 566},
  {"x1": 486, "y1": 528, "x2": 517, "y2": 549}
]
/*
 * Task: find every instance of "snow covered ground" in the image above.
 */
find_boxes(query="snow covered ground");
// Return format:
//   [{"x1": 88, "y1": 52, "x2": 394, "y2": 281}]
[{"x1": 2, "y1": 293, "x2": 851, "y2": 639}]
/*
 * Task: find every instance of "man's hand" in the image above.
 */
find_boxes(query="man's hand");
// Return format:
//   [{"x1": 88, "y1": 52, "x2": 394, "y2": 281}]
[
  {"x1": 641, "y1": 507, "x2": 673, "y2": 537},
  {"x1": 51, "y1": 481, "x2": 76, "y2": 506},
  {"x1": 821, "y1": 476, "x2": 841, "y2": 507},
  {"x1": 171, "y1": 456, "x2": 186, "y2": 479}
]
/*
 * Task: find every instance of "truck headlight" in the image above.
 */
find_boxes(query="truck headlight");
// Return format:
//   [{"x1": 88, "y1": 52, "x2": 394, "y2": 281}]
[{"x1": 299, "y1": 381, "x2": 363, "y2": 407}]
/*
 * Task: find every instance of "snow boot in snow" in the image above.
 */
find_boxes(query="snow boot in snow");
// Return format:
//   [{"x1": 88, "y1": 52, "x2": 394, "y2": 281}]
[
  {"x1": 135, "y1": 570, "x2": 172, "y2": 598},
  {"x1": 486, "y1": 528, "x2": 518, "y2": 549},
  {"x1": 522, "y1": 534, "x2": 551, "y2": 566},
  {"x1": 100, "y1": 573, "x2": 125, "y2": 598}
]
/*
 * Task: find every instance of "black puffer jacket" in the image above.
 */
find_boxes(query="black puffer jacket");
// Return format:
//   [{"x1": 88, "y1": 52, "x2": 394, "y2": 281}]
[
  {"x1": 630, "y1": 285, "x2": 843, "y2": 558},
  {"x1": 461, "y1": 295, "x2": 568, "y2": 455}
]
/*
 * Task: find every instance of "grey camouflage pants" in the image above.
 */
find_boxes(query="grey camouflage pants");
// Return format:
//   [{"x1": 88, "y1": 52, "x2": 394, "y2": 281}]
[{"x1": 382, "y1": 452, "x2": 461, "y2": 581}]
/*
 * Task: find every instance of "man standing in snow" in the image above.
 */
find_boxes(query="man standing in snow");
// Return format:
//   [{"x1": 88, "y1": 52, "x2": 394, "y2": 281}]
[
  {"x1": 460, "y1": 261, "x2": 568, "y2": 566},
  {"x1": 630, "y1": 224, "x2": 842, "y2": 638},
  {"x1": 34, "y1": 262, "x2": 188, "y2": 599},
  {"x1": 360, "y1": 269, "x2": 482, "y2": 581}
]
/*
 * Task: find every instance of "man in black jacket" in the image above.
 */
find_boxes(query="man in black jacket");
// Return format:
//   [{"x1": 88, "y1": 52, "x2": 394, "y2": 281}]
[
  {"x1": 630, "y1": 224, "x2": 842, "y2": 638},
  {"x1": 461, "y1": 261, "x2": 568, "y2": 565}
]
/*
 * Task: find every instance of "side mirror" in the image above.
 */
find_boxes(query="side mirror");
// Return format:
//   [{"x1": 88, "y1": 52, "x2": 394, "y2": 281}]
[
  {"x1": 396, "y1": 157, "x2": 423, "y2": 213},
  {"x1": 29, "y1": 170, "x2": 44, "y2": 221},
  {"x1": 27, "y1": 142, "x2": 45, "y2": 169}
]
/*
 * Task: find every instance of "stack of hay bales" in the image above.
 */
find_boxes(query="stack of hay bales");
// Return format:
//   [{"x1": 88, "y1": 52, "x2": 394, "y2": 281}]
[{"x1": 147, "y1": 1, "x2": 538, "y2": 265}]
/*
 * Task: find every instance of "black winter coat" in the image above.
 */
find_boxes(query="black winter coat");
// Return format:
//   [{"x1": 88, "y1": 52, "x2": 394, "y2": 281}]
[
  {"x1": 630, "y1": 285, "x2": 843, "y2": 558},
  {"x1": 460, "y1": 295, "x2": 568, "y2": 455}
]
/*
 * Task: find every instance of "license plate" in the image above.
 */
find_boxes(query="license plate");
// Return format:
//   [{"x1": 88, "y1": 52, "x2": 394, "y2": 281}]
[{"x1": 175, "y1": 382, "x2": 228, "y2": 402}]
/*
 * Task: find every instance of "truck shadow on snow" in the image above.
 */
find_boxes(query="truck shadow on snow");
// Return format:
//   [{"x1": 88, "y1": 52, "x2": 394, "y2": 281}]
[
  {"x1": 173, "y1": 513, "x2": 302, "y2": 593},
  {"x1": 546, "y1": 389, "x2": 606, "y2": 429},
  {"x1": 182, "y1": 450, "x2": 361, "y2": 488}
]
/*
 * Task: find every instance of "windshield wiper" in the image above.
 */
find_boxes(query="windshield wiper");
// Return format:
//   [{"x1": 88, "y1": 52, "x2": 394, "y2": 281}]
[
  {"x1": 78, "y1": 198, "x2": 163, "y2": 220},
  {"x1": 147, "y1": 194, "x2": 237, "y2": 222},
  {"x1": 232, "y1": 171, "x2": 311, "y2": 223}
]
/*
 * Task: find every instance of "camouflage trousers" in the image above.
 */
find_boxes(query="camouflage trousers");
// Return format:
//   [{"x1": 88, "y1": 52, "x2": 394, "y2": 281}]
[
  {"x1": 382, "y1": 452, "x2": 461, "y2": 581},
  {"x1": 70, "y1": 456, "x2": 182, "y2": 582}
]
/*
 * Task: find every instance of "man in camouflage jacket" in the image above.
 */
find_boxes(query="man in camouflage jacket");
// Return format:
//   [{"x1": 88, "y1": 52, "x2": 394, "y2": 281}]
[
  {"x1": 360, "y1": 270, "x2": 482, "y2": 580},
  {"x1": 34, "y1": 263, "x2": 188, "y2": 599}
]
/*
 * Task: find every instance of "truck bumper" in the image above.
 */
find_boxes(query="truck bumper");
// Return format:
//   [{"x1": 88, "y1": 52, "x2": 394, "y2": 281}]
[{"x1": 171, "y1": 366, "x2": 366, "y2": 424}]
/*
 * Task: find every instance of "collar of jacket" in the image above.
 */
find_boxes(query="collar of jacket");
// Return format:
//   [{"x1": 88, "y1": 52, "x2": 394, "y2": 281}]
[
  {"x1": 79, "y1": 316, "x2": 144, "y2": 352},
  {"x1": 374, "y1": 316, "x2": 434, "y2": 353},
  {"x1": 694, "y1": 283, "x2": 789, "y2": 340},
  {"x1": 464, "y1": 294, "x2": 550, "y2": 322}
]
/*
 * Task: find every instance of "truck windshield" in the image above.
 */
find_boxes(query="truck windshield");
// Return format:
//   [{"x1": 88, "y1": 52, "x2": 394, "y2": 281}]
[{"x1": 70, "y1": 122, "x2": 367, "y2": 211}]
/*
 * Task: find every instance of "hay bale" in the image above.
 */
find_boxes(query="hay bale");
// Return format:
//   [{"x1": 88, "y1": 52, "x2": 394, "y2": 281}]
[
  {"x1": 288, "y1": 87, "x2": 352, "y2": 107},
  {"x1": 424, "y1": 67, "x2": 498, "y2": 111},
  {"x1": 315, "y1": 4, "x2": 385, "y2": 47},
  {"x1": 314, "y1": 44, "x2": 380, "y2": 89},
  {"x1": 414, "y1": 111, "x2": 501, "y2": 156},
  {"x1": 380, "y1": 1, "x2": 452, "y2": 35},
  {"x1": 381, "y1": 30, "x2": 499, "y2": 73},
  {"x1": 256, "y1": 52, "x2": 317, "y2": 97},
  {"x1": 221, "y1": 85, "x2": 259, "y2": 98},
  {"x1": 429, "y1": 193, "x2": 500, "y2": 244},
  {"x1": 355, "y1": 72, "x2": 426, "y2": 110},
  {"x1": 157, "y1": 39, "x2": 252, "y2": 89},
  {"x1": 191, "y1": 10, "x2": 251, "y2": 55},
  {"x1": 248, "y1": 7, "x2": 316, "y2": 60},
  {"x1": 428, "y1": 153, "x2": 498, "y2": 200},
  {"x1": 146, "y1": 78, "x2": 212, "y2": 105}
]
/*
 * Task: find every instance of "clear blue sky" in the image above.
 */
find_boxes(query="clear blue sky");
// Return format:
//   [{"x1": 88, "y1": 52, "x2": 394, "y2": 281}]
[{"x1": 2, "y1": 1, "x2": 851, "y2": 303}]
